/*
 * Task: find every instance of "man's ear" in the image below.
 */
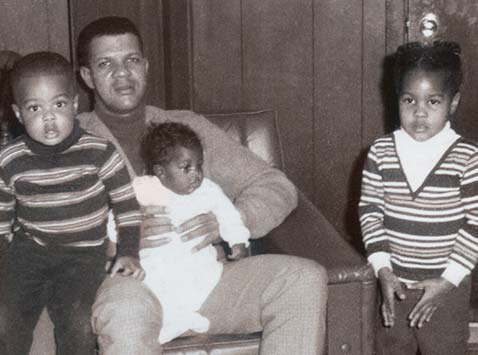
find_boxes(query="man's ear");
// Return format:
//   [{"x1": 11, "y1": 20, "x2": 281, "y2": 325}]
[
  {"x1": 11, "y1": 104, "x2": 23, "y2": 124},
  {"x1": 450, "y1": 92, "x2": 461, "y2": 115},
  {"x1": 79, "y1": 66, "x2": 95, "y2": 90}
]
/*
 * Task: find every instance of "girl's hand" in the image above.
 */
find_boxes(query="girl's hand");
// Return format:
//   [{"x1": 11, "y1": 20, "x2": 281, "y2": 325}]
[
  {"x1": 407, "y1": 277, "x2": 455, "y2": 328},
  {"x1": 378, "y1": 267, "x2": 406, "y2": 327},
  {"x1": 140, "y1": 205, "x2": 173, "y2": 249}
]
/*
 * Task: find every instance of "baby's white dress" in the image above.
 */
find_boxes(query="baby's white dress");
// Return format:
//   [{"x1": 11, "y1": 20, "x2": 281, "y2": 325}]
[{"x1": 109, "y1": 175, "x2": 250, "y2": 343}]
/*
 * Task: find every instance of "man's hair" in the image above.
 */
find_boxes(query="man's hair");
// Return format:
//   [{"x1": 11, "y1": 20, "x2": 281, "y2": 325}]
[
  {"x1": 141, "y1": 122, "x2": 203, "y2": 175},
  {"x1": 10, "y1": 51, "x2": 75, "y2": 101},
  {"x1": 77, "y1": 16, "x2": 143, "y2": 67},
  {"x1": 393, "y1": 41, "x2": 463, "y2": 95}
]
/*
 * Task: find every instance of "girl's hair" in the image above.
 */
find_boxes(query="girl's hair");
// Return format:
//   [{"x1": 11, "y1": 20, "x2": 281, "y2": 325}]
[
  {"x1": 141, "y1": 121, "x2": 203, "y2": 175},
  {"x1": 393, "y1": 41, "x2": 462, "y2": 94}
]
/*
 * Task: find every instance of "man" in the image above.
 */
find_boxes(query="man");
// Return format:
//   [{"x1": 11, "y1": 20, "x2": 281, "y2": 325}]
[{"x1": 31, "y1": 16, "x2": 328, "y2": 355}]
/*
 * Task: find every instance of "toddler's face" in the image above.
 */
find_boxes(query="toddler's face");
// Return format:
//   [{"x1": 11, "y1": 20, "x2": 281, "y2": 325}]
[
  {"x1": 155, "y1": 145, "x2": 204, "y2": 195},
  {"x1": 398, "y1": 69, "x2": 460, "y2": 142},
  {"x1": 12, "y1": 74, "x2": 78, "y2": 146}
]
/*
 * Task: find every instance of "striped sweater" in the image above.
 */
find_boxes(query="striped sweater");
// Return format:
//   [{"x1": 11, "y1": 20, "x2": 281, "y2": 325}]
[
  {"x1": 0, "y1": 122, "x2": 142, "y2": 258},
  {"x1": 359, "y1": 134, "x2": 478, "y2": 283}
]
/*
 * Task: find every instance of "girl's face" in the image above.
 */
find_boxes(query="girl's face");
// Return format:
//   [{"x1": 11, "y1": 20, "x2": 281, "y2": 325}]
[{"x1": 398, "y1": 69, "x2": 460, "y2": 142}]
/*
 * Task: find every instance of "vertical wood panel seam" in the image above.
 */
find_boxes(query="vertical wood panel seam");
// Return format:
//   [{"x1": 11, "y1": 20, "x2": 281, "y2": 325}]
[
  {"x1": 46, "y1": 0, "x2": 51, "y2": 51},
  {"x1": 187, "y1": 0, "x2": 195, "y2": 110},
  {"x1": 360, "y1": 0, "x2": 365, "y2": 149},
  {"x1": 240, "y1": 0, "x2": 244, "y2": 109},
  {"x1": 405, "y1": 0, "x2": 410, "y2": 42},
  {"x1": 385, "y1": 0, "x2": 390, "y2": 54},
  {"x1": 311, "y1": 0, "x2": 316, "y2": 203},
  {"x1": 67, "y1": 0, "x2": 74, "y2": 64}
]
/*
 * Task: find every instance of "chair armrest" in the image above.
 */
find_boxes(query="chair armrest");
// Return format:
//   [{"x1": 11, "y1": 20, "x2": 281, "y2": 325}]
[{"x1": 262, "y1": 190, "x2": 374, "y2": 284}]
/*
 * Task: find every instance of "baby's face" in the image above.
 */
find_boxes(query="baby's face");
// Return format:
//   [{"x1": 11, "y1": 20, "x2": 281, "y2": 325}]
[
  {"x1": 12, "y1": 74, "x2": 78, "y2": 146},
  {"x1": 398, "y1": 69, "x2": 460, "y2": 142},
  {"x1": 156, "y1": 145, "x2": 204, "y2": 195}
]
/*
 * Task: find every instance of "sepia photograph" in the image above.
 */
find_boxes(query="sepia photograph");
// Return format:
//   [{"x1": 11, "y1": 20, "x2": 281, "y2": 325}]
[{"x1": 2, "y1": 1, "x2": 478, "y2": 354}]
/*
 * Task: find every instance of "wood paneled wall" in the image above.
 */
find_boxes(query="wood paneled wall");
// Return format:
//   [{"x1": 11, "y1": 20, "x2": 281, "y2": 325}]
[
  {"x1": 0, "y1": 0, "x2": 406, "y2": 243},
  {"x1": 0, "y1": 0, "x2": 70, "y2": 59},
  {"x1": 165, "y1": 0, "x2": 389, "y2": 241}
]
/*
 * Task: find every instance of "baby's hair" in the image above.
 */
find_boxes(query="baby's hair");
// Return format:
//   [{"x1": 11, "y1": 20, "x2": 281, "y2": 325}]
[
  {"x1": 393, "y1": 41, "x2": 462, "y2": 94},
  {"x1": 77, "y1": 16, "x2": 143, "y2": 68},
  {"x1": 10, "y1": 52, "x2": 75, "y2": 102},
  {"x1": 141, "y1": 122, "x2": 203, "y2": 175}
]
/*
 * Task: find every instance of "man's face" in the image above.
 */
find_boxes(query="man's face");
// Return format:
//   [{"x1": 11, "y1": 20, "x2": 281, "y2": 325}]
[
  {"x1": 80, "y1": 33, "x2": 149, "y2": 115},
  {"x1": 12, "y1": 74, "x2": 77, "y2": 146}
]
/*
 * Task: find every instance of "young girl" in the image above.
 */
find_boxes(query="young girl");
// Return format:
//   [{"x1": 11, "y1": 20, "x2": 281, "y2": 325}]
[{"x1": 359, "y1": 41, "x2": 478, "y2": 355}]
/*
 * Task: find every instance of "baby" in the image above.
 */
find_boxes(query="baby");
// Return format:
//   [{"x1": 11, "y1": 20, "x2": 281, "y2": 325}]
[{"x1": 110, "y1": 121, "x2": 250, "y2": 343}]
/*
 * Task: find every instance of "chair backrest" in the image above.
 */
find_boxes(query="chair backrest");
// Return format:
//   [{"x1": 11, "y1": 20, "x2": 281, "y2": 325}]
[{"x1": 203, "y1": 109, "x2": 284, "y2": 171}]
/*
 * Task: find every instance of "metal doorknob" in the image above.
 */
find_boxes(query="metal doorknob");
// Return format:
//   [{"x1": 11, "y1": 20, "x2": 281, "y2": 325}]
[{"x1": 419, "y1": 13, "x2": 439, "y2": 37}]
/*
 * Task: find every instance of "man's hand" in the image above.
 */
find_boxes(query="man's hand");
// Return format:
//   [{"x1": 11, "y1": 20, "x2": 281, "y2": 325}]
[
  {"x1": 228, "y1": 243, "x2": 248, "y2": 261},
  {"x1": 177, "y1": 211, "x2": 222, "y2": 253},
  {"x1": 407, "y1": 277, "x2": 455, "y2": 328},
  {"x1": 378, "y1": 267, "x2": 406, "y2": 327},
  {"x1": 140, "y1": 205, "x2": 173, "y2": 249},
  {"x1": 109, "y1": 256, "x2": 145, "y2": 280}
]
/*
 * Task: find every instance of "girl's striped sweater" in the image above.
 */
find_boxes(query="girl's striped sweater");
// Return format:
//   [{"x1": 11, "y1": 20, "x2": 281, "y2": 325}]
[
  {"x1": 0, "y1": 124, "x2": 141, "y2": 257},
  {"x1": 359, "y1": 134, "x2": 478, "y2": 283}
]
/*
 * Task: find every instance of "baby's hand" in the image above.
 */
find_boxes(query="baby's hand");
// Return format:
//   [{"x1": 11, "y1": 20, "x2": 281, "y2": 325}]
[{"x1": 227, "y1": 243, "x2": 248, "y2": 261}]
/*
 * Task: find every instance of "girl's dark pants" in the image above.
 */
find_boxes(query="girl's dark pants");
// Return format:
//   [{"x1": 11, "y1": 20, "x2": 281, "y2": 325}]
[{"x1": 375, "y1": 278, "x2": 470, "y2": 355}]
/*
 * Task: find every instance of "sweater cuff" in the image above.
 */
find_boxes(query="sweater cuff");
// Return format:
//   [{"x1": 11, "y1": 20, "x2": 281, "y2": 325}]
[
  {"x1": 441, "y1": 261, "x2": 470, "y2": 287},
  {"x1": 116, "y1": 244, "x2": 140, "y2": 259},
  {"x1": 368, "y1": 252, "x2": 392, "y2": 277},
  {"x1": 116, "y1": 226, "x2": 140, "y2": 259}
]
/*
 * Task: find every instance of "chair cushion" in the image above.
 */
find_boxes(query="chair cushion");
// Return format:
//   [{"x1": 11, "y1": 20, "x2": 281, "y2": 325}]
[{"x1": 203, "y1": 110, "x2": 284, "y2": 171}]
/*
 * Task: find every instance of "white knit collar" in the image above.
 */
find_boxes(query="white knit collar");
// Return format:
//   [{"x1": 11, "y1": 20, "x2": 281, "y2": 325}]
[
  {"x1": 394, "y1": 122, "x2": 460, "y2": 192},
  {"x1": 394, "y1": 121, "x2": 458, "y2": 149}
]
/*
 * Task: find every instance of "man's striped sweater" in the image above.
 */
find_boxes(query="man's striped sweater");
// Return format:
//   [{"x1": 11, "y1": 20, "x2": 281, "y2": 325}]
[
  {"x1": 359, "y1": 134, "x2": 478, "y2": 284},
  {"x1": 0, "y1": 122, "x2": 142, "y2": 257}
]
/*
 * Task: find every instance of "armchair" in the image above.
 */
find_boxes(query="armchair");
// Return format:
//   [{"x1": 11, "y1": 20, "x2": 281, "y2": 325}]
[
  {"x1": 23, "y1": 109, "x2": 376, "y2": 355},
  {"x1": 161, "y1": 110, "x2": 377, "y2": 355}
]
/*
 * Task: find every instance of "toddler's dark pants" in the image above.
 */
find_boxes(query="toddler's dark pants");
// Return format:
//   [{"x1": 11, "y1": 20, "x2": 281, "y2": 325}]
[
  {"x1": 375, "y1": 278, "x2": 470, "y2": 355},
  {"x1": 3, "y1": 235, "x2": 106, "y2": 355}
]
